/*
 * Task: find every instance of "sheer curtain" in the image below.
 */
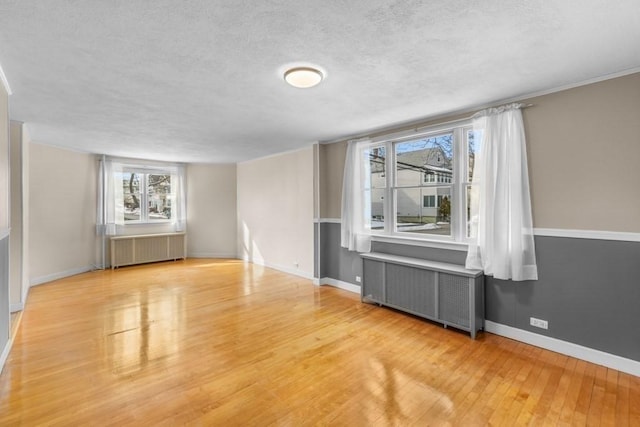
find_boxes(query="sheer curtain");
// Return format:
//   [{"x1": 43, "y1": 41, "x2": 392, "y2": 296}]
[
  {"x1": 97, "y1": 156, "x2": 124, "y2": 237},
  {"x1": 170, "y1": 164, "x2": 187, "y2": 232},
  {"x1": 96, "y1": 156, "x2": 125, "y2": 269},
  {"x1": 465, "y1": 103, "x2": 538, "y2": 281},
  {"x1": 341, "y1": 139, "x2": 372, "y2": 253}
]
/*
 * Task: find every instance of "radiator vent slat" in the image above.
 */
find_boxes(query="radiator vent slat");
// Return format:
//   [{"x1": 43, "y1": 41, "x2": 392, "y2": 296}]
[{"x1": 110, "y1": 233, "x2": 186, "y2": 269}]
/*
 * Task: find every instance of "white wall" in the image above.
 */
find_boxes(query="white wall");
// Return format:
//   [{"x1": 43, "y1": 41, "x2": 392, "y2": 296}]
[
  {"x1": 237, "y1": 147, "x2": 314, "y2": 278},
  {"x1": 524, "y1": 72, "x2": 640, "y2": 232},
  {"x1": 0, "y1": 75, "x2": 11, "y2": 370},
  {"x1": 29, "y1": 143, "x2": 97, "y2": 284},
  {"x1": 186, "y1": 163, "x2": 237, "y2": 258},
  {"x1": 0, "y1": 84, "x2": 8, "y2": 231},
  {"x1": 9, "y1": 121, "x2": 28, "y2": 311},
  {"x1": 21, "y1": 126, "x2": 29, "y2": 303}
]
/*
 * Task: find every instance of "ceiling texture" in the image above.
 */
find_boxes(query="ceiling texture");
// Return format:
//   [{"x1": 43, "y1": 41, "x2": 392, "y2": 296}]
[{"x1": 0, "y1": 1, "x2": 639, "y2": 163}]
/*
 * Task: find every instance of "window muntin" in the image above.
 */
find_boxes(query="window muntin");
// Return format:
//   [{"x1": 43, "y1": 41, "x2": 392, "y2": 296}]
[
  {"x1": 122, "y1": 172, "x2": 142, "y2": 221},
  {"x1": 363, "y1": 122, "x2": 474, "y2": 243},
  {"x1": 118, "y1": 171, "x2": 172, "y2": 223}
]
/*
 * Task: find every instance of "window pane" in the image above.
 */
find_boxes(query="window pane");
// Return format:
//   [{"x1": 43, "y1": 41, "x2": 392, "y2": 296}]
[
  {"x1": 122, "y1": 172, "x2": 140, "y2": 194},
  {"x1": 468, "y1": 129, "x2": 483, "y2": 182},
  {"x1": 124, "y1": 193, "x2": 141, "y2": 221},
  {"x1": 147, "y1": 174, "x2": 171, "y2": 220},
  {"x1": 364, "y1": 145, "x2": 386, "y2": 231},
  {"x1": 366, "y1": 145, "x2": 386, "y2": 189},
  {"x1": 120, "y1": 172, "x2": 141, "y2": 221},
  {"x1": 395, "y1": 186, "x2": 451, "y2": 236},
  {"x1": 396, "y1": 134, "x2": 453, "y2": 187},
  {"x1": 370, "y1": 188, "x2": 385, "y2": 230}
]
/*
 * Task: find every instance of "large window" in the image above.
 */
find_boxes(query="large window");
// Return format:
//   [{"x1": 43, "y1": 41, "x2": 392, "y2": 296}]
[
  {"x1": 363, "y1": 122, "x2": 479, "y2": 242},
  {"x1": 118, "y1": 171, "x2": 172, "y2": 223}
]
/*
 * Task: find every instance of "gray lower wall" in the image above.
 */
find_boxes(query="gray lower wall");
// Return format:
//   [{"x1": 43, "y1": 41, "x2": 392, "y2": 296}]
[
  {"x1": 485, "y1": 236, "x2": 640, "y2": 362},
  {"x1": 319, "y1": 222, "x2": 363, "y2": 283},
  {"x1": 314, "y1": 222, "x2": 319, "y2": 278},
  {"x1": 318, "y1": 221, "x2": 640, "y2": 363}
]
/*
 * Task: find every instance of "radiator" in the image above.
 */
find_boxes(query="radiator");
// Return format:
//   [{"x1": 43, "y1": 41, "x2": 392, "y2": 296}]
[{"x1": 110, "y1": 232, "x2": 186, "y2": 269}]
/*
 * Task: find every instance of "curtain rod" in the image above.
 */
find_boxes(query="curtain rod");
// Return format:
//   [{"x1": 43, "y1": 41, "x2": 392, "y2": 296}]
[
  {"x1": 342, "y1": 103, "x2": 535, "y2": 144},
  {"x1": 410, "y1": 103, "x2": 534, "y2": 134}
]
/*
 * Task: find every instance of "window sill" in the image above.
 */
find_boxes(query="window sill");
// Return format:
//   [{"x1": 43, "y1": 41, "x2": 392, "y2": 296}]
[
  {"x1": 116, "y1": 222, "x2": 177, "y2": 237},
  {"x1": 371, "y1": 234, "x2": 469, "y2": 252},
  {"x1": 122, "y1": 221, "x2": 172, "y2": 226}
]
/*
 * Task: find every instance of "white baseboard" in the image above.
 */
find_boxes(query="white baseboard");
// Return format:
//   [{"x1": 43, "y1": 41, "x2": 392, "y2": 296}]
[
  {"x1": 187, "y1": 252, "x2": 238, "y2": 259},
  {"x1": 21, "y1": 285, "x2": 29, "y2": 308},
  {"x1": 10, "y1": 302, "x2": 23, "y2": 313},
  {"x1": 485, "y1": 321, "x2": 640, "y2": 378},
  {"x1": 30, "y1": 265, "x2": 94, "y2": 287},
  {"x1": 244, "y1": 258, "x2": 314, "y2": 281},
  {"x1": 316, "y1": 277, "x2": 361, "y2": 294}
]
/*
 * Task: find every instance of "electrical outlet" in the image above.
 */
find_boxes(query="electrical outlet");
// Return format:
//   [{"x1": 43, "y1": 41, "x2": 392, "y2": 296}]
[
  {"x1": 355, "y1": 276, "x2": 361, "y2": 283},
  {"x1": 530, "y1": 317, "x2": 548, "y2": 329}
]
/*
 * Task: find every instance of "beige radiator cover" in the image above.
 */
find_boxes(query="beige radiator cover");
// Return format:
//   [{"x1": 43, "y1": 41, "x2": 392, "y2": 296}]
[{"x1": 110, "y1": 232, "x2": 186, "y2": 269}]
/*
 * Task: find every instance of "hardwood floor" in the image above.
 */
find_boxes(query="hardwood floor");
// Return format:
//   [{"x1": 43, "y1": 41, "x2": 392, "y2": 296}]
[{"x1": 1, "y1": 259, "x2": 638, "y2": 426}]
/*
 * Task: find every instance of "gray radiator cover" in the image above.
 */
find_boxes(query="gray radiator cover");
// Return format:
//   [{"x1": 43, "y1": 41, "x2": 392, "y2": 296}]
[{"x1": 361, "y1": 253, "x2": 484, "y2": 338}]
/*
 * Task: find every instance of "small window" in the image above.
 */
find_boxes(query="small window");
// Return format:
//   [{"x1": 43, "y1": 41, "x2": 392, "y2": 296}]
[{"x1": 423, "y1": 195, "x2": 436, "y2": 208}]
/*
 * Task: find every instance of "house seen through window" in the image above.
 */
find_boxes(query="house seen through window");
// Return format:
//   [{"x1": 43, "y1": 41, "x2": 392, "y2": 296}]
[{"x1": 363, "y1": 123, "x2": 481, "y2": 242}]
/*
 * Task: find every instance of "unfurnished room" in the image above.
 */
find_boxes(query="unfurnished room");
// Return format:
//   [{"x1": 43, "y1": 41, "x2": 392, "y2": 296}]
[{"x1": 0, "y1": 1, "x2": 639, "y2": 425}]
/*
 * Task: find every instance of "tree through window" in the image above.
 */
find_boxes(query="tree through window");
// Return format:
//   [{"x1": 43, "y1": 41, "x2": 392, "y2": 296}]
[{"x1": 119, "y1": 171, "x2": 172, "y2": 222}]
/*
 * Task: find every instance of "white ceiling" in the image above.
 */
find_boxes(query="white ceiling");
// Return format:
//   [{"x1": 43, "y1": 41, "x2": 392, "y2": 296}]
[{"x1": 0, "y1": 1, "x2": 639, "y2": 163}]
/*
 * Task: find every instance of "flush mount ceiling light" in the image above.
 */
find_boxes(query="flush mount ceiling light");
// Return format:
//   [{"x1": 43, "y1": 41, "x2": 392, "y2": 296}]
[{"x1": 284, "y1": 67, "x2": 324, "y2": 88}]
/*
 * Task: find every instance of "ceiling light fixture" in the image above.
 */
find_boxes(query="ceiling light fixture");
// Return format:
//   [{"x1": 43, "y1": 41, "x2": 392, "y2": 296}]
[{"x1": 284, "y1": 67, "x2": 323, "y2": 88}]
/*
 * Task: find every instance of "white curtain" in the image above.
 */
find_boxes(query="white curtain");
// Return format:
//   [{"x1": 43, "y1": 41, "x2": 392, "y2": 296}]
[
  {"x1": 97, "y1": 156, "x2": 124, "y2": 237},
  {"x1": 341, "y1": 139, "x2": 372, "y2": 253},
  {"x1": 96, "y1": 156, "x2": 125, "y2": 269},
  {"x1": 465, "y1": 103, "x2": 538, "y2": 281},
  {"x1": 171, "y1": 165, "x2": 187, "y2": 232}
]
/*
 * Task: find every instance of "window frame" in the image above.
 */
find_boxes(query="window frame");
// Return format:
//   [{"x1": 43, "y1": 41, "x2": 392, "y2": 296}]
[
  {"x1": 120, "y1": 168, "x2": 173, "y2": 225},
  {"x1": 364, "y1": 119, "x2": 475, "y2": 245}
]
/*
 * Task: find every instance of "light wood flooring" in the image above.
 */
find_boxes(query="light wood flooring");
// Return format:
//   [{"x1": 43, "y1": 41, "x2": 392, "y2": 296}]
[{"x1": 1, "y1": 259, "x2": 638, "y2": 425}]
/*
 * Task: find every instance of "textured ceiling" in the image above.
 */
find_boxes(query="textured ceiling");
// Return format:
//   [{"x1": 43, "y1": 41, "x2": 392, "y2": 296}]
[{"x1": 0, "y1": 1, "x2": 639, "y2": 163}]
